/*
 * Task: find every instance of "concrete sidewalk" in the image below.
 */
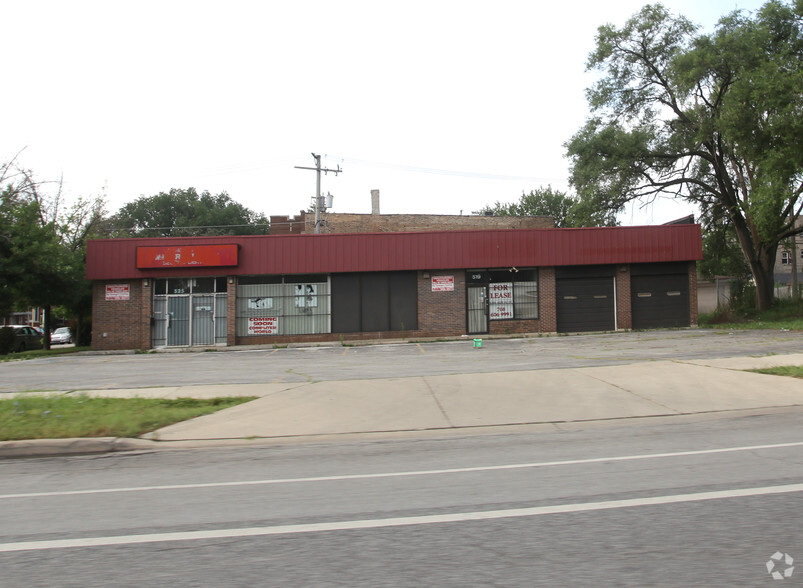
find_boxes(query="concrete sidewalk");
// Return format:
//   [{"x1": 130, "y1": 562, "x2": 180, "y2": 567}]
[{"x1": 2, "y1": 354, "x2": 802, "y2": 457}]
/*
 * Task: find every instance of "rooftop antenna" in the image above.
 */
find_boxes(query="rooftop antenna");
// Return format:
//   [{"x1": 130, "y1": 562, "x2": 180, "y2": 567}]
[{"x1": 294, "y1": 153, "x2": 342, "y2": 234}]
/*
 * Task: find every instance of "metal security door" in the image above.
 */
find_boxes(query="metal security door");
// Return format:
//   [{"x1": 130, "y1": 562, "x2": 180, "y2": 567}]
[
  {"x1": 167, "y1": 297, "x2": 190, "y2": 346},
  {"x1": 152, "y1": 297, "x2": 167, "y2": 347},
  {"x1": 555, "y1": 277, "x2": 615, "y2": 333},
  {"x1": 631, "y1": 274, "x2": 690, "y2": 329},
  {"x1": 467, "y1": 285, "x2": 488, "y2": 334},
  {"x1": 191, "y1": 295, "x2": 215, "y2": 345}
]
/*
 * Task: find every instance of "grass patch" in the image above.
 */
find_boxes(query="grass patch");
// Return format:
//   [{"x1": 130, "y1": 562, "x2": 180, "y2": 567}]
[
  {"x1": 702, "y1": 317, "x2": 803, "y2": 331},
  {"x1": 700, "y1": 298, "x2": 803, "y2": 331},
  {"x1": 0, "y1": 346, "x2": 91, "y2": 362},
  {"x1": 750, "y1": 366, "x2": 803, "y2": 379},
  {"x1": 0, "y1": 395, "x2": 256, "y2": 441}
]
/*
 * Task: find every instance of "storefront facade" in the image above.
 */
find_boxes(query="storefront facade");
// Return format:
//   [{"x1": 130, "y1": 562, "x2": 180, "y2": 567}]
[{"x1": 86, "y1": 226, "x2": 702, "y2": 350}]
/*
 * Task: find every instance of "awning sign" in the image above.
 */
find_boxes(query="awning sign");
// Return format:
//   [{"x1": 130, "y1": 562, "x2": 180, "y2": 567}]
[
  {"x1": 248, "y1": 317, "x2": 278, "y2": 335},
  {"x1": 105, "y1": 284, "x2": 130, "y2": 301},
  {"x1": 136, "y1": 244, "x2": 238, "y2": 268},
  {"x1": 431, "y1": 276, "x2": 455, "y2": 292},
  {"x1": 488, "y1": 282, "x2": 513, "y2": 320}
]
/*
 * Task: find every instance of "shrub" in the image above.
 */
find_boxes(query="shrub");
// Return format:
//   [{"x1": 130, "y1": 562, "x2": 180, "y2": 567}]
[{"x1": 0, "y1": 327, "x2": 15, "y2": 355}]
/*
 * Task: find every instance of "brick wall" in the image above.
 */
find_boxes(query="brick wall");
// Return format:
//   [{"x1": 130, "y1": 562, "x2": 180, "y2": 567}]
[
  {"x1": 688, "y1": 261, "x2": 699, "y2": 326},
  {"x1": 93, "y1": 263, "x2": 696, "y2": 350},
  {"x1": 269, "y1": 211, "x2": 309, "y2": 235},
  {"x1": 615, "y1": 266, "x2": 632, "y2": 330},
  {"x1": 538, "y1": 267, "x2": 557, "y2": 333},
  {"x1": 92, "y1": 280, "x2": 150, "y2": 350},
  {"x1": 268, "y1": 212, "x2": 553, "y2": 234},
  {"x1": 417, "y1": 270, "x2": 467, "y2": 335}
]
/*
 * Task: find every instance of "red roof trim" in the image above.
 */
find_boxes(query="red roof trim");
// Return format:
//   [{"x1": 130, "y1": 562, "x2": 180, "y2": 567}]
[{"x1": 86, "y1": 226, "x2": 703, "y2": 280}]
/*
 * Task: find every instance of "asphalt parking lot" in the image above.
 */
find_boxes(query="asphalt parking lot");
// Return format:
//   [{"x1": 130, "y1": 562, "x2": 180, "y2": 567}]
[{"x1": 1, "y1": 329, "x2": 802, "y2": 395}]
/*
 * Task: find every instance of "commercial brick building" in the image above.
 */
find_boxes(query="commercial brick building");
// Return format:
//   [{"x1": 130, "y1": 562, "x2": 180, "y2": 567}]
[
  {"x1": 269, "y1": 211, "x2": 553, "y2": 234},
  {"x1": 86, "y1": 224, "x2": 702, "y2": 350}
]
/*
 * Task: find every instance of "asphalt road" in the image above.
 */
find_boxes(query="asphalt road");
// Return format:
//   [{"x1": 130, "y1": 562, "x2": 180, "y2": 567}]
[
  {"x1": 1, "y1": 328, "x2": 802, "y2": 394},
  {"x1": 1, "y1": 409, "x2": 802, "y2": 586}
]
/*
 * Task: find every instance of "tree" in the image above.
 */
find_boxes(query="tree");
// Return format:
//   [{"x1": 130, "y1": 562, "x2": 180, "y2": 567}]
[
  {"x1": 0, "y1": 157, "x2": 102, "y2": 346},
  {"x1": 697, "y1": 203, "x2": 751, "y2": 280},
  {"x1": 56, "y1": 195, "x2": 107, "y2": 346},
  {"x1": 474, "y1": 186, "x2": 619, "y2": 227},
  {"x1": 566, "y1": 1, "x2": 803, "y2": 310},
  {"x1": 108, "y1": 188, "x2": 270, "y2": 237}
]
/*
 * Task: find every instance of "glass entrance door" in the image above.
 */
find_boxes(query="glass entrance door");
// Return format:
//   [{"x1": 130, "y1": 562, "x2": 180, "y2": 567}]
[
  {"x1": 152, "y1": 278, "x2": 228, "y2": 348},
  {"x1": 467, "y1": 285, "x2": 488, "y2": 334},
  {"x1": 167, "y1": 296, "x2": 190, "y2": 346},
  {"x1": 191, "y1": 295, "x2": 214, "y2": 346}
]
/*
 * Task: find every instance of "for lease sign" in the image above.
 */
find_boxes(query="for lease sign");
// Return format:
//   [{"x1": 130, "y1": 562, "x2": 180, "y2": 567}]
[
  {"x1": 488, "y1": 282, "x2": 513, "y2": 320},
  {"x1": 247, "y1": 317, "x2": 278, "y2": 335}
]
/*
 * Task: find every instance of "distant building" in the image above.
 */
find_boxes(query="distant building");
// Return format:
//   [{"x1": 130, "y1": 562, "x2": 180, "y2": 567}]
[
  {"x1": 269, "y1": 211, "x2": 553, "y2": 235},
  {"x1": 269, "y1": 189, "x2": 553, "y2": 234},
  {"x1": 2, "y1": 308, "x2": 44, "y2": 327},
  {"x1": 774, "y1": 218, "x2": 803, "y2": 294}
]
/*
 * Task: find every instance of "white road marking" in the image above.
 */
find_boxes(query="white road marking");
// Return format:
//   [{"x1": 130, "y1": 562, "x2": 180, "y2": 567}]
[
  {"x1": 1, "y1": 483, "x2": 802, "y2": 552},
  {"x1": 1, "y1": 441, "x2": 802, "y2": 500}
]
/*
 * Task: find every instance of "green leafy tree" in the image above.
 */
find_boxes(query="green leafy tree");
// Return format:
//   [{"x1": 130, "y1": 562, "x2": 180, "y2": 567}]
[
  {"x1": 56, "y1": 196, "x2": 107, "y2": 345},
  {"x1": 0, "y1": 158, "x2": 102, "y2": 346},
  {"x1": 474, "y1": 186, "x2": 618, "y2": 227},
  {"x1": 566, "y1": 1, "x2": 803, "y2": 310},
  {"x1": 698, "y1": 203, "x2": 751, "y2": 280},
  {"x1": 109, "y1": 188, "x2": 269, "y2": 237}
]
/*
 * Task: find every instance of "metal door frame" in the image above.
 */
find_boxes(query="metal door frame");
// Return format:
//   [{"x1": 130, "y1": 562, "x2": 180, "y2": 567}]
[
  {"x1": 153, "y1": 292, "x2": 224, "y2": 348},
  {"x1": 467, "y1": 284, "x2": 489, "y2": 335}
]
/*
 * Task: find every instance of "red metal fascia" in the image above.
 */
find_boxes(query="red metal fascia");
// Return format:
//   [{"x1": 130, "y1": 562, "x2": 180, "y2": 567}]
[{"x1": 86, "y1": 225, "x2": 702, "y2": 280}]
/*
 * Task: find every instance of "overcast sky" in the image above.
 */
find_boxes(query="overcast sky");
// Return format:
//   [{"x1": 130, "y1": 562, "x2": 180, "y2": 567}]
[{"x1": 3, "y1": 0, "x2": 768, "y2": 226}]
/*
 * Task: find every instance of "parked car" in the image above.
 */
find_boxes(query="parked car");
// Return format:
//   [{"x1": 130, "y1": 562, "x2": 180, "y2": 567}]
[
  {"x1": 51, "y1": 327, "x2": 73, "y2": 345},
  {"x1": 8, "y1": 325, "x2": 44, "y2": 352}
]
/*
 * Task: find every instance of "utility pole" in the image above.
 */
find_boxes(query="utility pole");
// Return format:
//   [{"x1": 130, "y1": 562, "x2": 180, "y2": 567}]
[
  {"x1": 791, "y1": 212, "x2": 799, "y2": 300},
  {"x1": 294, "y1": 153, "x2": 342, "y2": 234}
]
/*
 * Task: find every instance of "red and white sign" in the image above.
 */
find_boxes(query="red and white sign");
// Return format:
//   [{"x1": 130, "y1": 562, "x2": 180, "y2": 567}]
[
  {"x1": 488, "y1": 282, "x2": 513, "y2": 320},
  {"x1": 105, "y1": 284, "x2": 130, "y2": 301},
  {"x1": 136, "y1": 244, "x2": 238, "y2": 268},
  {"x1": 431, "y1": 276, "x2": 455, "y2": 292},
  {"x1": 248, "y1": 317, "x2": 278, "y2": 335}
]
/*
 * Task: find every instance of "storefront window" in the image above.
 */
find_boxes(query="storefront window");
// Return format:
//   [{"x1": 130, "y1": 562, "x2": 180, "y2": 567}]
[
  {"x1": 468, "y1": 268, "x2": 539, "y2": 320},
  {"x1": 168, "y1": 278, "x2": 191, "y2": 295},
  {"x1": 154, "y1": 278, "x2": 227, "y2": 295},
  {"x1": 236, "y1": 275, "x2": 331, "y2": 336},
  {"x1": 513, "y1": 281, "x2": 539, "y2": 319},
  {"x1": 191, "y1": 278, "x2": 215, "y2": 293}
]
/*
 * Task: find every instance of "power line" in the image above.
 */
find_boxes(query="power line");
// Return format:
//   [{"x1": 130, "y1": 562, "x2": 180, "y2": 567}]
[
  {"x1": 295, "y1": 153, "x2": 342, "y2": 234},
  {"x1": 99, "y1": 223, "x2": 271, "y2": 234},
  {"x1": 327, "y1": 155, "x2": 563, "y2": 183},
  {"x1": 186, "y1": 153, "x2": 563, "y2": 184}
]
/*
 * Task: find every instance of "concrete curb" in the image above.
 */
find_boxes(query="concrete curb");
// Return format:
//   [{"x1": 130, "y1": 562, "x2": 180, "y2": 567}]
[
  {"x1": 72, "y1": 332, "x2": 558, "y2": 355},
  {"x1": 3, "y1": 406, "x2": 803, "y2": 459},
  {"x1": 0, "y1": 437, "x2": 157, "y2": 459},
  {"x1": 3, "y1": 350, "x2": 801, "y2": 459}
]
